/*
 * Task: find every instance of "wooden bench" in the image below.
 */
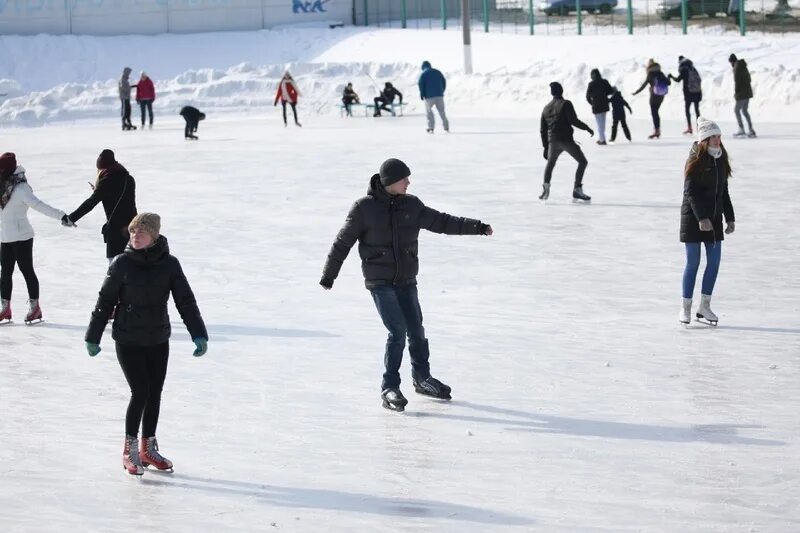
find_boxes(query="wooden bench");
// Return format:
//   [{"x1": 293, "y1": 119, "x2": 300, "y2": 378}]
[{"x1": 339, "y1": 102, "x2": 407, "y2": 117}]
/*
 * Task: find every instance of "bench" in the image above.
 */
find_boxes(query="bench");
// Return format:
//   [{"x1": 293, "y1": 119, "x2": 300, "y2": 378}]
[{"x1": 339, "y1": 102, "x2": 407, "y2": 117}]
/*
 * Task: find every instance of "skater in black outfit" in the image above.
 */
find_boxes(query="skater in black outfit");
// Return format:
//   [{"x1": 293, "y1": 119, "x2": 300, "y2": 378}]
[
  {"x1": 85, "y1": 213, "x2": 208, "y2": 476},
  {"x1": 608, "y1": 88, "x2": 632, "y2": 142},
  {"x1": 669, "y1": 56, "x2": 703, "y2": 135},
  {"x1": 179, "y1": 106, "x2": 205, "y2": 140},
  {"x1": 585, "y1": 68, "x2": 614, "y2": 145},
  {"x1": 540, "y1": 82, "x2": 594, "y2": 202},
  {"x1": 373, "y1": 82, "x2": 403, "y2": 117},
  {"x1": 633, "y1": 59, "x2": 671, "y2": 139},
  {"x1": 65, "y1": 149, "x2": 137, "y2": 262},
  {"x1": 320, "y1": 158, "x2": 493, "y2": 412},
  {"x1": 342, "y1": 83, "x2": 360, "y2": 116}
]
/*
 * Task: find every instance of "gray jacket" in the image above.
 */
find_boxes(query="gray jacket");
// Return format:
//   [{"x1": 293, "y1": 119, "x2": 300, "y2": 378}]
[{"x1": 119, "y1": 68, "x2": 132, "y2": 100}]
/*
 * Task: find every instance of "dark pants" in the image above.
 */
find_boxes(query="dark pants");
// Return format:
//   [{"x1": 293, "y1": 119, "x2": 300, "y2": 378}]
[
  {"x1": 650, "y1": 94, "x2": 664, "y2": 130},
  {"x1": 104, "y1": 224, "x2": 130, "y2": 260},
  {"x1": 610, "y1": 116, "x2": 631, "y2": 141},
  {"x1": 370, "y1": 284, "x2": 431, "y2": 391},
  {"x1": 373, "y1": 96, "x2": 394, "y2": 116},
  {"x1": 117, "y1": 342, "x2": 169, "y2": 438},
  {"x1": 343, "y1": 97, "x2": 358, "y2": 116},
  {"x1": 0, "y1": 239, "x2": 38, "y2": 300},
  {"x1": 281, "y1": 101, "x2": 299, "y2": 125},
  {"x1": 121, "y1": 99, "x2": 133, "y2": 127},
  {"x1": 684, "y1": 94, "x2": 701, "y2": 128},
  {"x1": 184, "y1": 117, "x2": 198, "y2": 138},
  {"x1": 138, "y1": 99, "x2": 154, "y2": 126},
  {"x1": 544, "y1": 140, "x2": 588, "y2": 188}
]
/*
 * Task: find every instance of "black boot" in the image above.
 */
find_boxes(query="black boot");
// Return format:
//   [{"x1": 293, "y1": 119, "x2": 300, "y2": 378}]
[
  {"x1": 381, "y1": 388, "x2": 408, "y2": 412},
  {"x1": 413, "y1": 376, "x2": 451, "y2": 400}
]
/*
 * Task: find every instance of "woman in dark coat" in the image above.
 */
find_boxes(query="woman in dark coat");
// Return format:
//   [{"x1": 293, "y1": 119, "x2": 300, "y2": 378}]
[
  {"x1": 679, "y1": 117, "x2": 735, "y2": 326},
  {"x1": 586, "y1": 68, "x2": 614, "y2": 145},
  {"x1": 85, "y1": 213, "x2": 208, "y2": 476},
  {"x1": 66, "y1": 149, "x2": 137, "y2": 263},
  {"x1": 633, "y1": 58, "x2": 671, "y2": 139}
]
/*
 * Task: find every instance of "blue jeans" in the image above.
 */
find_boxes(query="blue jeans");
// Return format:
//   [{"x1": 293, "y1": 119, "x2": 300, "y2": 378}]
[
  {"x1": 370, "y1": 284, "x2": 431, "y2": 390},
  {"x1": 682, "y1": 242, "x2": 722, "y2": 299}
]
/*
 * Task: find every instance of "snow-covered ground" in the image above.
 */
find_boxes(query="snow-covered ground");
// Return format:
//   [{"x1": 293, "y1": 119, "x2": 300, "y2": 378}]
[{"x1": 1, "y1": 110, "x2": 798, "y2": 531}]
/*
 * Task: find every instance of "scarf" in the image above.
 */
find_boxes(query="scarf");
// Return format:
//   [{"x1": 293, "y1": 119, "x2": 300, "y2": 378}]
[
  {"x1": 0, "y1": 173, "x2": 26, "y2": 209},
  {"x1": 708, "y1": 146, "x2": 722, "y2": 159}
]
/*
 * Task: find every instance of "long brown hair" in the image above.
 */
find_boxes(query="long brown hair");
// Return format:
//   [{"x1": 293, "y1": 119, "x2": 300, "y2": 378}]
[{"x1": 685, "y1": 140, "x2": 732, "y2": 179}]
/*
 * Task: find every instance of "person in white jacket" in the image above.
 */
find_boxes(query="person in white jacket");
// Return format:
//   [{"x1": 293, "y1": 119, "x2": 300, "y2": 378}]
[{"x1": 0, "y1": 152, "x2": 73, "y2": 323}]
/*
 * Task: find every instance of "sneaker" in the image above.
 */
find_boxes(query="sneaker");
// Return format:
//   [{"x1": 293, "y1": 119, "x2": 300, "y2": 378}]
[
  {"x1": 381, "y1": 388, "x2": 408, "y2": 412},
  {"x1": 413, "y1": 376, "x2": 452, "y2": 400},
  {"x1": 572, "y1": 187, "x2": 591, "y2": 202},
  {"x1": 538, "y1": 183, "x2": 551, "y2": 201}
]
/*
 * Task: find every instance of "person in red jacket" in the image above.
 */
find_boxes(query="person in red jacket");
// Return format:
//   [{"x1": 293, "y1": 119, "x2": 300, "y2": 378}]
[
  {"x1": 274, "y1": 71, "x2": 301, "y2": 127},
  {"x1": 133, "y1": 72, "x2": 156, "y2": 129}
]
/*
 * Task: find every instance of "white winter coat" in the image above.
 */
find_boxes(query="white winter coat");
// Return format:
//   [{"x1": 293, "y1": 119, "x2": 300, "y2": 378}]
[{"x1": 0, "y1": 167, "x2": 65, "y2": 243}]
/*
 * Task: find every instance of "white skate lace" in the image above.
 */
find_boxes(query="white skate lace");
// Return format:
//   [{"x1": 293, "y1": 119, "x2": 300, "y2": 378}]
[
  {"x1": 126, "y1": 438, "x2": 143, "y2": 466},
  {"x1": 146, "y1": 437, "x2": 167, "y2": 463}
]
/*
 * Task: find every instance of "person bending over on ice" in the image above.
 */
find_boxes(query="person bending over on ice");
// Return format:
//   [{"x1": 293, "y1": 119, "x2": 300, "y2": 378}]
[
  {"x1": 85, "y1": 213, "x2": 208, "y2": 476},
  {"x1": 320, "y1": 158, "x2": 493, "y2": 412},
  {"x1": 65, "y1": 149, "x2": 137, "y2": 263},
  {"x1": 274, "y1": 71, "x2": 301, "y2": 127},
  {"x1": 540, "y1": 82, "x2": 594, "y2": 202},
  {"x1": 0, "y1": 152, "x2": 74, "y2": 324},
  {"x1": 679, "y1": 118, "x2": 735, "y2": 326},
  {"x1": 179, "y1": 106, "x2": 205, "y2": 140},
  {"x1": 373, "y1": 82, "x2": 403, "y2": 117}
]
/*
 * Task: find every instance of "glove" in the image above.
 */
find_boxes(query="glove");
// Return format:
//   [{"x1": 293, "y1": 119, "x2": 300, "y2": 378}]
[
  {"x1": 699, "y1": 218, "x2": 713, "y2": 232},
  {"x1": 542, "y1": 148, "x2": 548, "y2": 160},
  {"x1": 725, "y1": 221, "x2": 735, "y2": 234},
  {"x1": 61, "y1": 215, "x2": 75, "y2": 227},
  {"x1": 86, "y1": 342, "x2": 101, "y2": 357},
  {"x1": 320, "y1": 277, "x2": 334, "y2": 290},
  {"x1": 193, "y1": 338, "x2": 208, "y2": 357},
  {"x1": 587, "y1": 128, "x2": 594, "y2": 137},
  {"x1": 480, "y1": 224, "x2": 494, "y2": 236}
]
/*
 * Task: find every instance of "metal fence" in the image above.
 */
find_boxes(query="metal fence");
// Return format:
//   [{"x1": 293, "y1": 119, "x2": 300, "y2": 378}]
[{"x1": 354, "y1": 0, "x2": 800, "y2": 34}]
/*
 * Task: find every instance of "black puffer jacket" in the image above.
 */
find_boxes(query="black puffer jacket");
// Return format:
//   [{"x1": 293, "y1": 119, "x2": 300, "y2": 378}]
[
  {"x1": 680, "y1": 143, "x2": 735, "y2": 243},
  {"x1": 540, "y1": 97, "x2": 592, "y2": 148},
  {"x1": 68, "y1": 162, "x2": 137, "y2": 258},
  {"x1": 86, "y1": 236, "x2": 207, "y2": 346},
  {"x1": 586, "y1": 70, "x2": 614, "y2": 114},
  {"x1": 322, "y1": 174, "x2": 489, "y2": 289}
]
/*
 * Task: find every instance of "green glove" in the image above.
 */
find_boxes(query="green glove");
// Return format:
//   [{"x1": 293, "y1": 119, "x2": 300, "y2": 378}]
[
  {"x1": 86, "y1": 342, "x2": 101, "y2": 357},
  {"x1": 193, "y1": 338, "x2": 208, "y2": 357}
]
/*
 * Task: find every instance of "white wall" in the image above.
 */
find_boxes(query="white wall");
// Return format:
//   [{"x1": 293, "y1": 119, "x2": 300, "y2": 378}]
[{"x1": 0, "y1": 0, "x2": 352, "y2": 35}]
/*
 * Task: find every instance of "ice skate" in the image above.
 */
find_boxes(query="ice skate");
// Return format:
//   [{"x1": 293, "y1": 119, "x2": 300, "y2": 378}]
[
  {"x1": 413, "y1": 376, "x2": 452, "y2": 400},
  {"x1": 596, "y1": 140, "x2": 607, "y2": 145},
  {"x1": 0, "y1": 299, "x2": 11, "y2": 324},
  {"x1": 747, "y1": 129, "x2": 757, "y2": 138},
  {"x1": 733, "y1": 128, "x2": 746, "y2": 138},
  {"x1": 572, "y1": 187, "x2": 591, "y2": 202},
  {"x1": 123, "y1": 435, "x2": 144, "y2": 476},
  {"x1": 538, "y1": 183, "x2": 550, "y2": 201},
  {"x1": 682, "y1": 127, "x2": 693, "y2": 135},
  {"x1": 140, "y1": 436, "x2": 173, "y2": 472},
  {"x1": 381, "y1": 388, "x2": 408, "y2": 412},
  {"x1": 679, "y1": 298, "x2": 692, "y2": 325},
  {"x1": 695, "y1": 294, "x2": 718, "y2": 326},
  {"x1": 185, "y1": 135, "x2": 198, "y2": 140},
  {"x1": 647, "y1": 129, "x2": 661, "y2": 139},
  {"x1": 24, "y1": 299, "x2": 42, "y2": 325},
  {"x1": 426, "y1": 128, "x2": 433, "y2": 134}
]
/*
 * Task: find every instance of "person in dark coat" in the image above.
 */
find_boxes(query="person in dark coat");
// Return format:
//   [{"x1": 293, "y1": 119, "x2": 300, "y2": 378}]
[
  {"x1": 418, "y1": 61, "x2": 449, "y2": 133},
  {"x1": 608, "y1": 88, "x2": 632, "y2": 142},
  {"x1": 729, "y1": 54, "x2": 755, "y2": 137},
  {"x1": 342, "y1": 82, "x2": 360, "y2": 116},
  {"x1": 679, "y1": 118, "x2": 735, "y2": 326},
  {"x1": 632, "y1": 58, "x2": 671, "y2": 139},
  {"x1": 540, "y1": 82, "x2": 594, "y2": 202},
  {"x1": 320, "y1": 158, "x2": 493, "y2": 412},
  {"x1": 85, "y1": 213, "x2": 208, "y2": 476},
  {"x1": 373, "y1": 82, "x2": 403, "y2": 117},
  {"x1": 669, "y1": 56, "x2": 703, "y2": 135},
  {"x1": 179, "y1": 106, "x2": 205, "y2": 140},
  {"x1": 585, "y1": 68, "x2": 614, "y2": 145},
  {"x1": 66, "y1": 149, "x2": 137, "y2": 262}
]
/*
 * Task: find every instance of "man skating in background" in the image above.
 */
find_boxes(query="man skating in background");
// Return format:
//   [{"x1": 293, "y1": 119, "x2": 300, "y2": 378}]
[
  {"x1": 320, "y1": 158, "x2": 493, "y2": 412},
  {"x1": 418, "y1": 61, "x2": 449, "y2": 133},
  {"x1": 729, "y1": 54, "x2": 756, "y2": 138},
  {"x1": 540, "y1": 82, "x2": 594, "y2": 202},
  {"x1": 119, "y1": 67, "x2": 136, "y2": 131}
]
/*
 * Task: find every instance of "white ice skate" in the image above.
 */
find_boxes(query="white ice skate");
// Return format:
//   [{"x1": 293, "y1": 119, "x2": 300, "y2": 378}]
[
  {"x1": 695, "y1": 294, "x2": 718, "y2": 326},
  {"x1": 679, "y1": 298, "x2": 692, "y2": 325}
]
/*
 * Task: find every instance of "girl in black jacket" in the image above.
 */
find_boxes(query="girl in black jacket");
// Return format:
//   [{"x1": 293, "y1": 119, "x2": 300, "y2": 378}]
[
  {"x1": 679, "y1": 118, "x2": 735, "y2": 326},
  {"x1": 85, "y1": 213, "x2": 208, "y2": 476}
]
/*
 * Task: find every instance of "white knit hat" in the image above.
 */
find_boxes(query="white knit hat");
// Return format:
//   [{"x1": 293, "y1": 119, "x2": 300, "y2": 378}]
[{"x1": 697, "y1": 117, "x2": 722, "y2": 142}]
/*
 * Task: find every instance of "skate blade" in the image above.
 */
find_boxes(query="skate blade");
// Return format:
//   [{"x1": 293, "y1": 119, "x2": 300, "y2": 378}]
[
  {"x1": 24, "y1": 318, "x2": 43, "y2": 325},
  {"x1": 143, "y1": 465, "x2": 174, "y2": 473},
  {"x1": 414, "y1": 388, "x2": 452, "y2": 401},
  {"x1": 572, "y1": 198, "x2": 591, "y2": 204},
  {"x1": 694, "y1": 317, "x2": 718, "y2": 327}
]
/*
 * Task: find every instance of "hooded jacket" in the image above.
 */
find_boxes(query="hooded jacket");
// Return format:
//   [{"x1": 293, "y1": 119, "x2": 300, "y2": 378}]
[
  {"x1": 86, "y1": 235, "x2": 207, "y2": 346},
  {"x1": 732, "y1": 59, "x2": 753, "y2": 100},
  {"x1": 586, "y1": 69, "x2": 614, "y2": 114},
  {"x1": 670, "y1": 58, "x2": 702, "y2": 97},
  {"x1": 321, "y1": 174, "x2": 488, "y2": 289},
  {"x1": 540, "y1": 96, "x2": 592, "y2": 148},
  {"x1": 680, "y1": 143, "x2": 735, "y2": 243},
  {"x1": 118, "y1": 68, "x2": 133, "y2": 100},
  {"x1": 135, "y1": 75, "x2": 156, "y2": 101},
  {"x1": 0, "y1": 167, "x2": 65, "y2": 243},
  {"x1": 418, "y1": 61, "x2": 446, "y2": 99}
]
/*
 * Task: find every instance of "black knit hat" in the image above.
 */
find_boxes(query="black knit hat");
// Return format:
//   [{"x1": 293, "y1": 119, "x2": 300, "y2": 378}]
[
  {"x1": 379, "y1": 158, "x2": 410, "y2": 186},
  {"x1": 96, "y1": 149, "x2": 116, "y2": 170},
  {"x1": 729, "y1": 53, "x2": 738, "y2": 63},
  {"x1": 549, "y1": 82, "x2": 563, "y2": 97}
]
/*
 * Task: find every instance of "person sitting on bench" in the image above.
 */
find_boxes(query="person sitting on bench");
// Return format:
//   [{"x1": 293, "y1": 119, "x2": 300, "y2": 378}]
[
  {"x1": 373, "y1": 82, "x2": 403, "y2": 117},
  {"x1": 342, "y1": 83, "x2": 360, "y2": 116}
]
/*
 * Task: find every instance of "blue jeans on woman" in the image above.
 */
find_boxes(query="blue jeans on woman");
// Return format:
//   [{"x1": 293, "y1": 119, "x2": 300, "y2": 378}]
[
  {"x1": 682, "y1": 242, "x2": 721, "y2": 299},
  {"x1": 370, "y1": 284, "x2": 431, "y2": 391}
]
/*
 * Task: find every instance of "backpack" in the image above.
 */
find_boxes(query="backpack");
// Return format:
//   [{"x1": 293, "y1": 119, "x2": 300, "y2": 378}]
[
  {"x1": 653, "y1": 71, "x2": 669, "y2": 96},
  {"x1": 687, "y1": 66, "x2": 702, "y2": 94}
]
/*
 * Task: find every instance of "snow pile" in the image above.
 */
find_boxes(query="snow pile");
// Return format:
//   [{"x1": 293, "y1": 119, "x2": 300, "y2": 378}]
[{"x1": 1, "y1": 27, "x2": 799, "y2": 125}]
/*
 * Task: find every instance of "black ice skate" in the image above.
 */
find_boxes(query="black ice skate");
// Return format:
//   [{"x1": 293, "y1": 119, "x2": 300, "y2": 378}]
[
  {"x1": 572, "y1": 187, "x2": 591, "y2": 202},
  {"x1": 413, "y1": 377, "x2": 452, "y2": 400},
  {"x1": 539, "y1": 183, "x2": 550, "y2": 201},
  {"x1": 381, "y1": 388, "x2": 408, "y2": 412}
]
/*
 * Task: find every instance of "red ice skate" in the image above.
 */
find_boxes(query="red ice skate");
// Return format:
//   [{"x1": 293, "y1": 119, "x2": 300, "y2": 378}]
[
  {"x1": 123, "y1": 435, "x2": 144, "y2": 476},
  {"x1": 140, "y1": 436, "x2": 173, "y2": 472}
]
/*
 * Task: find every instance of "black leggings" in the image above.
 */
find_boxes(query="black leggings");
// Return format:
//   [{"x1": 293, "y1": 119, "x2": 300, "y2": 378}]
[
  {"x1": 281, "y1": 101, "x2": 298, "y2": 125},
  {"x1": 138, "y1": 100, "x2": 154, "y2": 126},
  {"x1": 121, "y1": 99, "x2": 133, "y2": 127},
  {"x1": 650, "y1": 94, "x2": 664, "y2": 130},
  {"x1": 684, "y1": 96, "x2": 701, "y2": 128},
  {"x1": 117, "y1": 342, "x2": 169, "y2": 438},
  {"x1": 0, "y1": 239, "x2": 39, "y2": 300}
]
